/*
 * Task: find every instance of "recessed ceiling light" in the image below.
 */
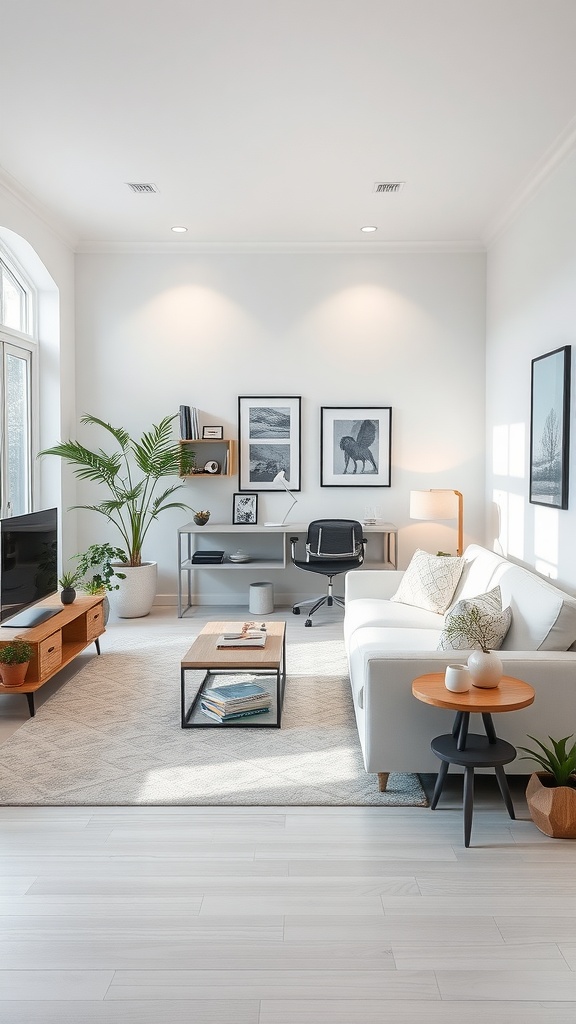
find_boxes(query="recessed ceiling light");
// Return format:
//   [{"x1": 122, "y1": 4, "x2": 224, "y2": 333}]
[
  {"x1": 171, "y1": 225, "x2": 188, "y2": 233},
  {"x1": 361, "y1": 225, "x2": 377, "y2": 233}
]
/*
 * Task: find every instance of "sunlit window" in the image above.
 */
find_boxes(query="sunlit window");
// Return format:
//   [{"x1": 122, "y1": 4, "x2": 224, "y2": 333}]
[{"x1": 0, "y1": 249, "x2": 35, "y2": 516}]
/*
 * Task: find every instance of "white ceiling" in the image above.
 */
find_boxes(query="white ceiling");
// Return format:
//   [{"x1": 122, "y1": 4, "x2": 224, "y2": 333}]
[{"x1": 2, "y1": 0, "x2": 576, "y2": 250}]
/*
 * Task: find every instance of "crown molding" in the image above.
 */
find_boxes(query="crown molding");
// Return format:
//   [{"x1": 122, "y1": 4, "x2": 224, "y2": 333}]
[
  {"x1": 483, "y1": 115, "x2": 576, "y2": 247},
  {"x1": 75, "y1": 238, "x2": 485, "y2": 255},
  {"x1": 0, "y1": 166, "x2": 77, "y2": 250}
]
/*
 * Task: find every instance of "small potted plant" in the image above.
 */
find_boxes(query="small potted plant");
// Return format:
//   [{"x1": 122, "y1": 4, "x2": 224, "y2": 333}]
[
  {"x1": 519, "y1": 734, "x2": 576, "y2": 839},
  {"x1": 59, "y1": 569, "x2": 82, "y2": 605},
  {"x1": 73, "y1": 543, "x2": 127, "y2": 623},
  {"x1": 192, "y1": 509, "x2": 210, "y2": 526},
  {"x1": 441, "y1": 605, "x2": 503, "y2": 688},
  {"x1": 0, "y1": 639, "x2": 34, "y2": 687}
]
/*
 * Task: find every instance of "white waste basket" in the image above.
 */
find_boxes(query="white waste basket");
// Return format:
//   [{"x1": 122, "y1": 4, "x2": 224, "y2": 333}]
[{"x1": 249, "y1": 581, "x2": 274, "y2": 615}]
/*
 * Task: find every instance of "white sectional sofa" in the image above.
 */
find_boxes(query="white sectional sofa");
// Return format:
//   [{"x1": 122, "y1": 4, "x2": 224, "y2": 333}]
[{"x1": 344, "y1": 543, "x2": 576, "y2": 779}]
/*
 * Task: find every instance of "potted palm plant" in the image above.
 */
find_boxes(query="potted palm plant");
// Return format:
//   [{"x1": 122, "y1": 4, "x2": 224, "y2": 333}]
[
  {"x1": 40, "y1": 413, "x2": 194, "y2": 617},
  {"x1": 519, "y1": 734, "x2": 576, "y2": 839},
  {"x1": 0, "y1": 639, "x2": 34, "y2": 687},
  {"x1": 59, "y1": 568, "x2": 82, "y2": 605}
]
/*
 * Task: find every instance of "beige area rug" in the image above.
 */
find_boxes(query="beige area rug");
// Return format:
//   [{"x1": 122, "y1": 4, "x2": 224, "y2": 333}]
[{"x1": 0, "y1": 626, "x2": 427, "y2": 806}]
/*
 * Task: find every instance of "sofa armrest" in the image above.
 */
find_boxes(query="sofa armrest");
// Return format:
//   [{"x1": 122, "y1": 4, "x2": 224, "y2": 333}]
[{"x1": 345, "y1": 569, "x2": 404, "y2": 602}]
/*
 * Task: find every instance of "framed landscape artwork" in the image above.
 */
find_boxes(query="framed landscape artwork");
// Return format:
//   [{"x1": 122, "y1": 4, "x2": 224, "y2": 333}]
[
  {"x1": 529, "y1": 345, "x2": 571, "y2": 509},
  {"x1": 232, "y1": 492, "x2": 258, "y2": 525},
  {"x1": 238, "y1": 396, "x2": 301, "y2": 492},
  {"x1": 321, "y1": 406, "x2": 392, "y2": 487}
]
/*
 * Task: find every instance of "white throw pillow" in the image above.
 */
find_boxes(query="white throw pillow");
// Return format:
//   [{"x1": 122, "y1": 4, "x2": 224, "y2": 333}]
[
  {"x1": 391, "y1": 549, "x2": 464, "y2": 614},
  {"x1": 437, "y1": 585, "x2": 512, "y2": 651}
]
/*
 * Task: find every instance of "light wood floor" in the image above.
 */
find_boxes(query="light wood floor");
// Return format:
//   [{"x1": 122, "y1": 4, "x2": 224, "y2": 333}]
[{"x1": 1, "y1": 606, "x2": 575, "y2": 1022}]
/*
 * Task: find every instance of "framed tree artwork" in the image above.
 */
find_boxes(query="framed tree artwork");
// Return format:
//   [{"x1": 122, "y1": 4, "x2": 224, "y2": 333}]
[
  {"x1": 529, "y1": 345, "x2": 571, "y2": 509},
  {"x1": 238, "y1": 396, "x2": 301, "y2": 491},
  {"x1": 321, "y1": 406, "x2": 392, "y2": 487},
  {"x1": 232, "y1": 492, "x2": 258, "y2": 525}
]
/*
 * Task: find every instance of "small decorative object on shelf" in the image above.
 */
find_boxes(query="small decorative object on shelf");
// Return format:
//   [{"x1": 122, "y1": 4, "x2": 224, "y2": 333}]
[
  {"x1": 204, "y1": 461, "x2": 219, "y2": 474},
  {"x1": 193, "y1": 510, "x2": 211, "y2": 526},
  {"x1": 59, "y1": 569, "x2": 81, "y2": 605},
  {"x1": 0, "y1": 639, "x2": 34, "y2": 687},
  {"x1": 202, "y1": 425, "x2": 224, "y2": 440}
]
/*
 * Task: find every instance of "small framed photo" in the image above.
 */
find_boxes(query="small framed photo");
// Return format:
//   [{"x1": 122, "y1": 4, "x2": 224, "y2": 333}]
[
  {"x1": 202, "y1": 425, "x2": 224, "y2": 440},
  {"x1": 321, "y1": 406, "x2": 392, "y2": 487},
  {"x1": 232, "y1": 492, "x2": 258, "y2": 525}
]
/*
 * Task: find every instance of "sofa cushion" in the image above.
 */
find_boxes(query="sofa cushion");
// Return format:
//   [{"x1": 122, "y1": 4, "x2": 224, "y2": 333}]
[
  {"x1": 437, "y1": 586, "x2": 512, "y2": 651},
  {"x1": 344, "y1": 598, "x2": 444, "y2": 645},
  {"x1": 347, "y1": 625, "x2": 444, "y2": 708},
  {"x1": 390, "y1": 549, "x2": 464, "y2": 614}
]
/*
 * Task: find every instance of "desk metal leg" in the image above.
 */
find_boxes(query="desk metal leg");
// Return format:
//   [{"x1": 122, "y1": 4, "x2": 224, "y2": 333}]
[{"x1": 463, "y1": 766, "x2": 475, "y2": 847}]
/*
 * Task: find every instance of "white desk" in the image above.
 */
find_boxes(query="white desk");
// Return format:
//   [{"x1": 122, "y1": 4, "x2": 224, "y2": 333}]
[{"x1": 177, "y1": 521, "x2": 397, "y2": 616}]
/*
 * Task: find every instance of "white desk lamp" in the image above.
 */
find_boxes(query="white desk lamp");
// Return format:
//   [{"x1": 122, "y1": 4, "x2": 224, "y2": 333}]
[
  {"x1": 409, "y1": 488, "x2": 464, "y2": 556},
  {"x1": 264, "y1": 471, "x2": 298, "y2": 527}
]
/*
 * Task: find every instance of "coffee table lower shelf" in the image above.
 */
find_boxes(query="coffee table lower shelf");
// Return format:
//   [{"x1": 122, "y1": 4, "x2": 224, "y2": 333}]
[{"x1": 180, "y1": 620, "x2": 286, "y2": 728}]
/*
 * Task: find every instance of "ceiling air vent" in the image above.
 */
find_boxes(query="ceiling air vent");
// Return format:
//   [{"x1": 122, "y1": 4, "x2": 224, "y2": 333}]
[
  {"x1": 373, "y1": 182, "x2": 405, "y2": 193},
  {"x1": 125, "y1": 182, "x2": 159, "y2": 193}
]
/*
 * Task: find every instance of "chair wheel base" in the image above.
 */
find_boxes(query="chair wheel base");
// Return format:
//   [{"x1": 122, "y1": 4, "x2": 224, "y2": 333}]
[
  {"x1": 305, "y1": 619, "x2": 312, "y2": 627},
  {"x1": 292, "y1": 607, "x2": 301, "y2": 615}
]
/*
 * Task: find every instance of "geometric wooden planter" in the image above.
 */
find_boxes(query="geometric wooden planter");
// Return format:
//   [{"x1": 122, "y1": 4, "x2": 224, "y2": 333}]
[{"x1": 526, "y1": 772, "x2": 576, "y2": 839}]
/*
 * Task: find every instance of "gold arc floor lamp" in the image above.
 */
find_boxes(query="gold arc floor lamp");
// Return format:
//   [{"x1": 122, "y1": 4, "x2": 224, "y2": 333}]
[{"x1": 409, "y1": 489, "x2": 464, "y2": 557}]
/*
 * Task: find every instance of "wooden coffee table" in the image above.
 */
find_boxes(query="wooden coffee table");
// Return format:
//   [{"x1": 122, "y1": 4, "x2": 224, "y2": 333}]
[
  {"x1": 413, "y1": 673, "x2": 535, "y2": 846},
  {"x1": 180, "y1": 620, "x2": 286, "y2": 728}
]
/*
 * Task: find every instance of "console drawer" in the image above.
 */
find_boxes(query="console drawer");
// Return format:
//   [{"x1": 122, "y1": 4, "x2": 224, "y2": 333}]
[
  {"x1": 86, "y1": 603, "x2": 105, "y2": 641},
  {"x1": 38, "y1": 634, "x2": 62, "y2": 679}
]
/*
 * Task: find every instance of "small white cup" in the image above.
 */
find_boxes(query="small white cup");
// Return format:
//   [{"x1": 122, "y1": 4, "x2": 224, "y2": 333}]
[{"x1": 444, "y1": 664, "x2": 472, "y2": 692}]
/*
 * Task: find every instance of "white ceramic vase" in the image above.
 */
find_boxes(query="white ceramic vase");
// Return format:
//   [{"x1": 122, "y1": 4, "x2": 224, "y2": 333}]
[
  {"x1": 467, "y1": 649, "x2": 503, "y2": 688},
  {"x1": 109, "y1": 562, "x2": 158, "y2": 618}
]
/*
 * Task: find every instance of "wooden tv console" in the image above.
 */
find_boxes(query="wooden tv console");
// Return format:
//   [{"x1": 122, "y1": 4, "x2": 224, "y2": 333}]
[{"x1": 0, "y1": 594, "x2": 105, "y2": 717}]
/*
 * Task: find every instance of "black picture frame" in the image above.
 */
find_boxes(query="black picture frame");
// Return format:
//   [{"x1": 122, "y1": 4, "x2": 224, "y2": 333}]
[
  {"x1": 529, "y1": 345, "x2": 571, "y2": 509},
  {"x1": 238, "y1": 396, "x2": 301, "y2": 491},
  {"x1": 232, "y1": 492, "x2": 258, "y2": 525},
  {"x1": 202, "y1": 425, "x2": 224, "y2": 439},
  {"x1": 320, "y1": 406, "x2": 392, "y2": 487}
]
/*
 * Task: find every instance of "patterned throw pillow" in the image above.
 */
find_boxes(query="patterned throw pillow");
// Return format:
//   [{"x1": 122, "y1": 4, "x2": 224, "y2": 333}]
[
  {"x1": 390, "y1": 549, "x2": 465, "y2": 614},
  {"x1": 437, "y1": 585, "x2": 512, "y2": 651}
]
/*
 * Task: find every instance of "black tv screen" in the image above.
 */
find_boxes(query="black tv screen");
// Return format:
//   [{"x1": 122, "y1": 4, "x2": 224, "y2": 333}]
[{"x1": 0, "y1": 508, "x2": 58, "y2": 625}]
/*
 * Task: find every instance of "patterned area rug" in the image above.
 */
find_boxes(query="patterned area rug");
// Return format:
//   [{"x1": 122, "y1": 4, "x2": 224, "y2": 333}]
[{"x1": 0, "y1": 627, "x2": 427, "y2": 806}]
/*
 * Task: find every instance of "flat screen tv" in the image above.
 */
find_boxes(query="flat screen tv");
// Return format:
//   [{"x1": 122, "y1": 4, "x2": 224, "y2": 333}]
[{"x1": 0, "y1": 508, "x2": 59, "y2": 628}]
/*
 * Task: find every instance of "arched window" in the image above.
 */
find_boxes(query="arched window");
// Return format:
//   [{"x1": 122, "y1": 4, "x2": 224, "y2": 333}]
[{"x1": 0, "y1": 245, "x2": 36, "y2": 516}]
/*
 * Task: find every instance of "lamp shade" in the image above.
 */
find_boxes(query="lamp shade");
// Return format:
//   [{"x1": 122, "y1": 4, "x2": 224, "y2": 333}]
[{"x1": 409, "y1": 489, "x2": 459, "y2": 521}]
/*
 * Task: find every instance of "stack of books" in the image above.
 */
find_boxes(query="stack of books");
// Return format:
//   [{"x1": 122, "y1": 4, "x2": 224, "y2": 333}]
[
  {"x1": 200, "y1": 681, "x2": 272, "y2": 723},
  {"x1": 179, "y1": 405, "x2": 200, "y2": 439},
  {"x1": 191, "y1": 550, "x2": 225, "y2": 564}
]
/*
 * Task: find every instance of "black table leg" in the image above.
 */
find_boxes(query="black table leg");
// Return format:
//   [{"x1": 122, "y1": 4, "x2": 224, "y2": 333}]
[
  {"x1": 452, "y1": 711, "x2": 463, "y2": 738},
  {"x1": 463, "y1": 766, "x2": 475, "y2": 847},
  {"x1": 94, "y1": 637, "x2": 101, "y2": 655},
  {"x1": 482, "y1": 712, "x2": 497, "y2": 744},
  {"x1": 26, "y1": 693, "x2": 35, "y2": 718},
  {"x1": 456, "y1": 711, "x2": 470, "y2": 751},
  {"x1": 494, "y1": 764, "x2": 516, "y2": 819},
  {"x1": 430, "y1": 760, "x2": 449, "y2": 809}
]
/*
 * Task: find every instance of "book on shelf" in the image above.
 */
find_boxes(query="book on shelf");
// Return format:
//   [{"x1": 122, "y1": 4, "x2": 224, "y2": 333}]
[
  {"x1": 216, "y1": 630, "x2": 266, "y2": 648},
  {"x1": 179, "y1": 404, "x2": 192, "y2": 440},
  {"x1": 200, "y1": 702, "x2": 272, "y2": 723},
  {"x1": 202, "y1": 694, "x2": 271, "y2": 715},
  {"x1": 190, "y1": 406, "x2": 200, "y2": 439}
]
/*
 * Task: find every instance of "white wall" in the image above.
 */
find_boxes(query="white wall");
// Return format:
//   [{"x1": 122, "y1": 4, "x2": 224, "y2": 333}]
[
  {"x1": 486, "y1": 149, "x2": 576, "y2": 592},
  {"x1": 75, "y1": 250, "x2": 486, "y2": 603}
]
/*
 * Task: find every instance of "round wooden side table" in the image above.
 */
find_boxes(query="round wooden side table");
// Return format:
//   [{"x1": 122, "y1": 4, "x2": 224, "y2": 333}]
[{"x1": 412, "y1": 673, "x2": 535, "y2": 847}]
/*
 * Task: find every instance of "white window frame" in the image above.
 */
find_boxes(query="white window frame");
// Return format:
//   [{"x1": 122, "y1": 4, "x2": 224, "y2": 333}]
[{"x1": 0, "y1": 243, "x2": 37, "y2": 517}]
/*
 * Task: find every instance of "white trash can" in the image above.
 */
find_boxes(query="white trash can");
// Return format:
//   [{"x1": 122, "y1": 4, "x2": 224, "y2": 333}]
[{"x1": 249, "y1": 581, "x2": 274, "y2": 615}]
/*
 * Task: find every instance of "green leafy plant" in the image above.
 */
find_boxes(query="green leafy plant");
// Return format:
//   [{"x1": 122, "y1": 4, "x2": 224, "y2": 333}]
[
  {"x1": 40, "y1": 413, "x2": 194, "y2": 567},
  {"x1": 59, "y1": 569, "x2": 81, "y2": 590},
  {"x1": 519, "y1": 734, "x2": 576, "y2": 787},
  {"x1": 0, "y1": 640, "x2": 34, "y2": 665},
  {"x1": 73, "y1": 543, "x2": 127, "y2": 593},
  {"x1": 441, "y1": 606, "x2": 492, "y2": 653}
]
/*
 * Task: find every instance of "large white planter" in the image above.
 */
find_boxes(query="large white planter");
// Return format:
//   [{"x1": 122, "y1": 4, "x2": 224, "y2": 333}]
[{"x1": 110, "y1": 562, "x2": 158, "y2": 618}]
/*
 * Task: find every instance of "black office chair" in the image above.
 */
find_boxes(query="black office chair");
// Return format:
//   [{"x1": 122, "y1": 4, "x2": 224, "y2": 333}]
[{"x1": 290, "y1": 519, "x2": 366, "y2": 626}]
